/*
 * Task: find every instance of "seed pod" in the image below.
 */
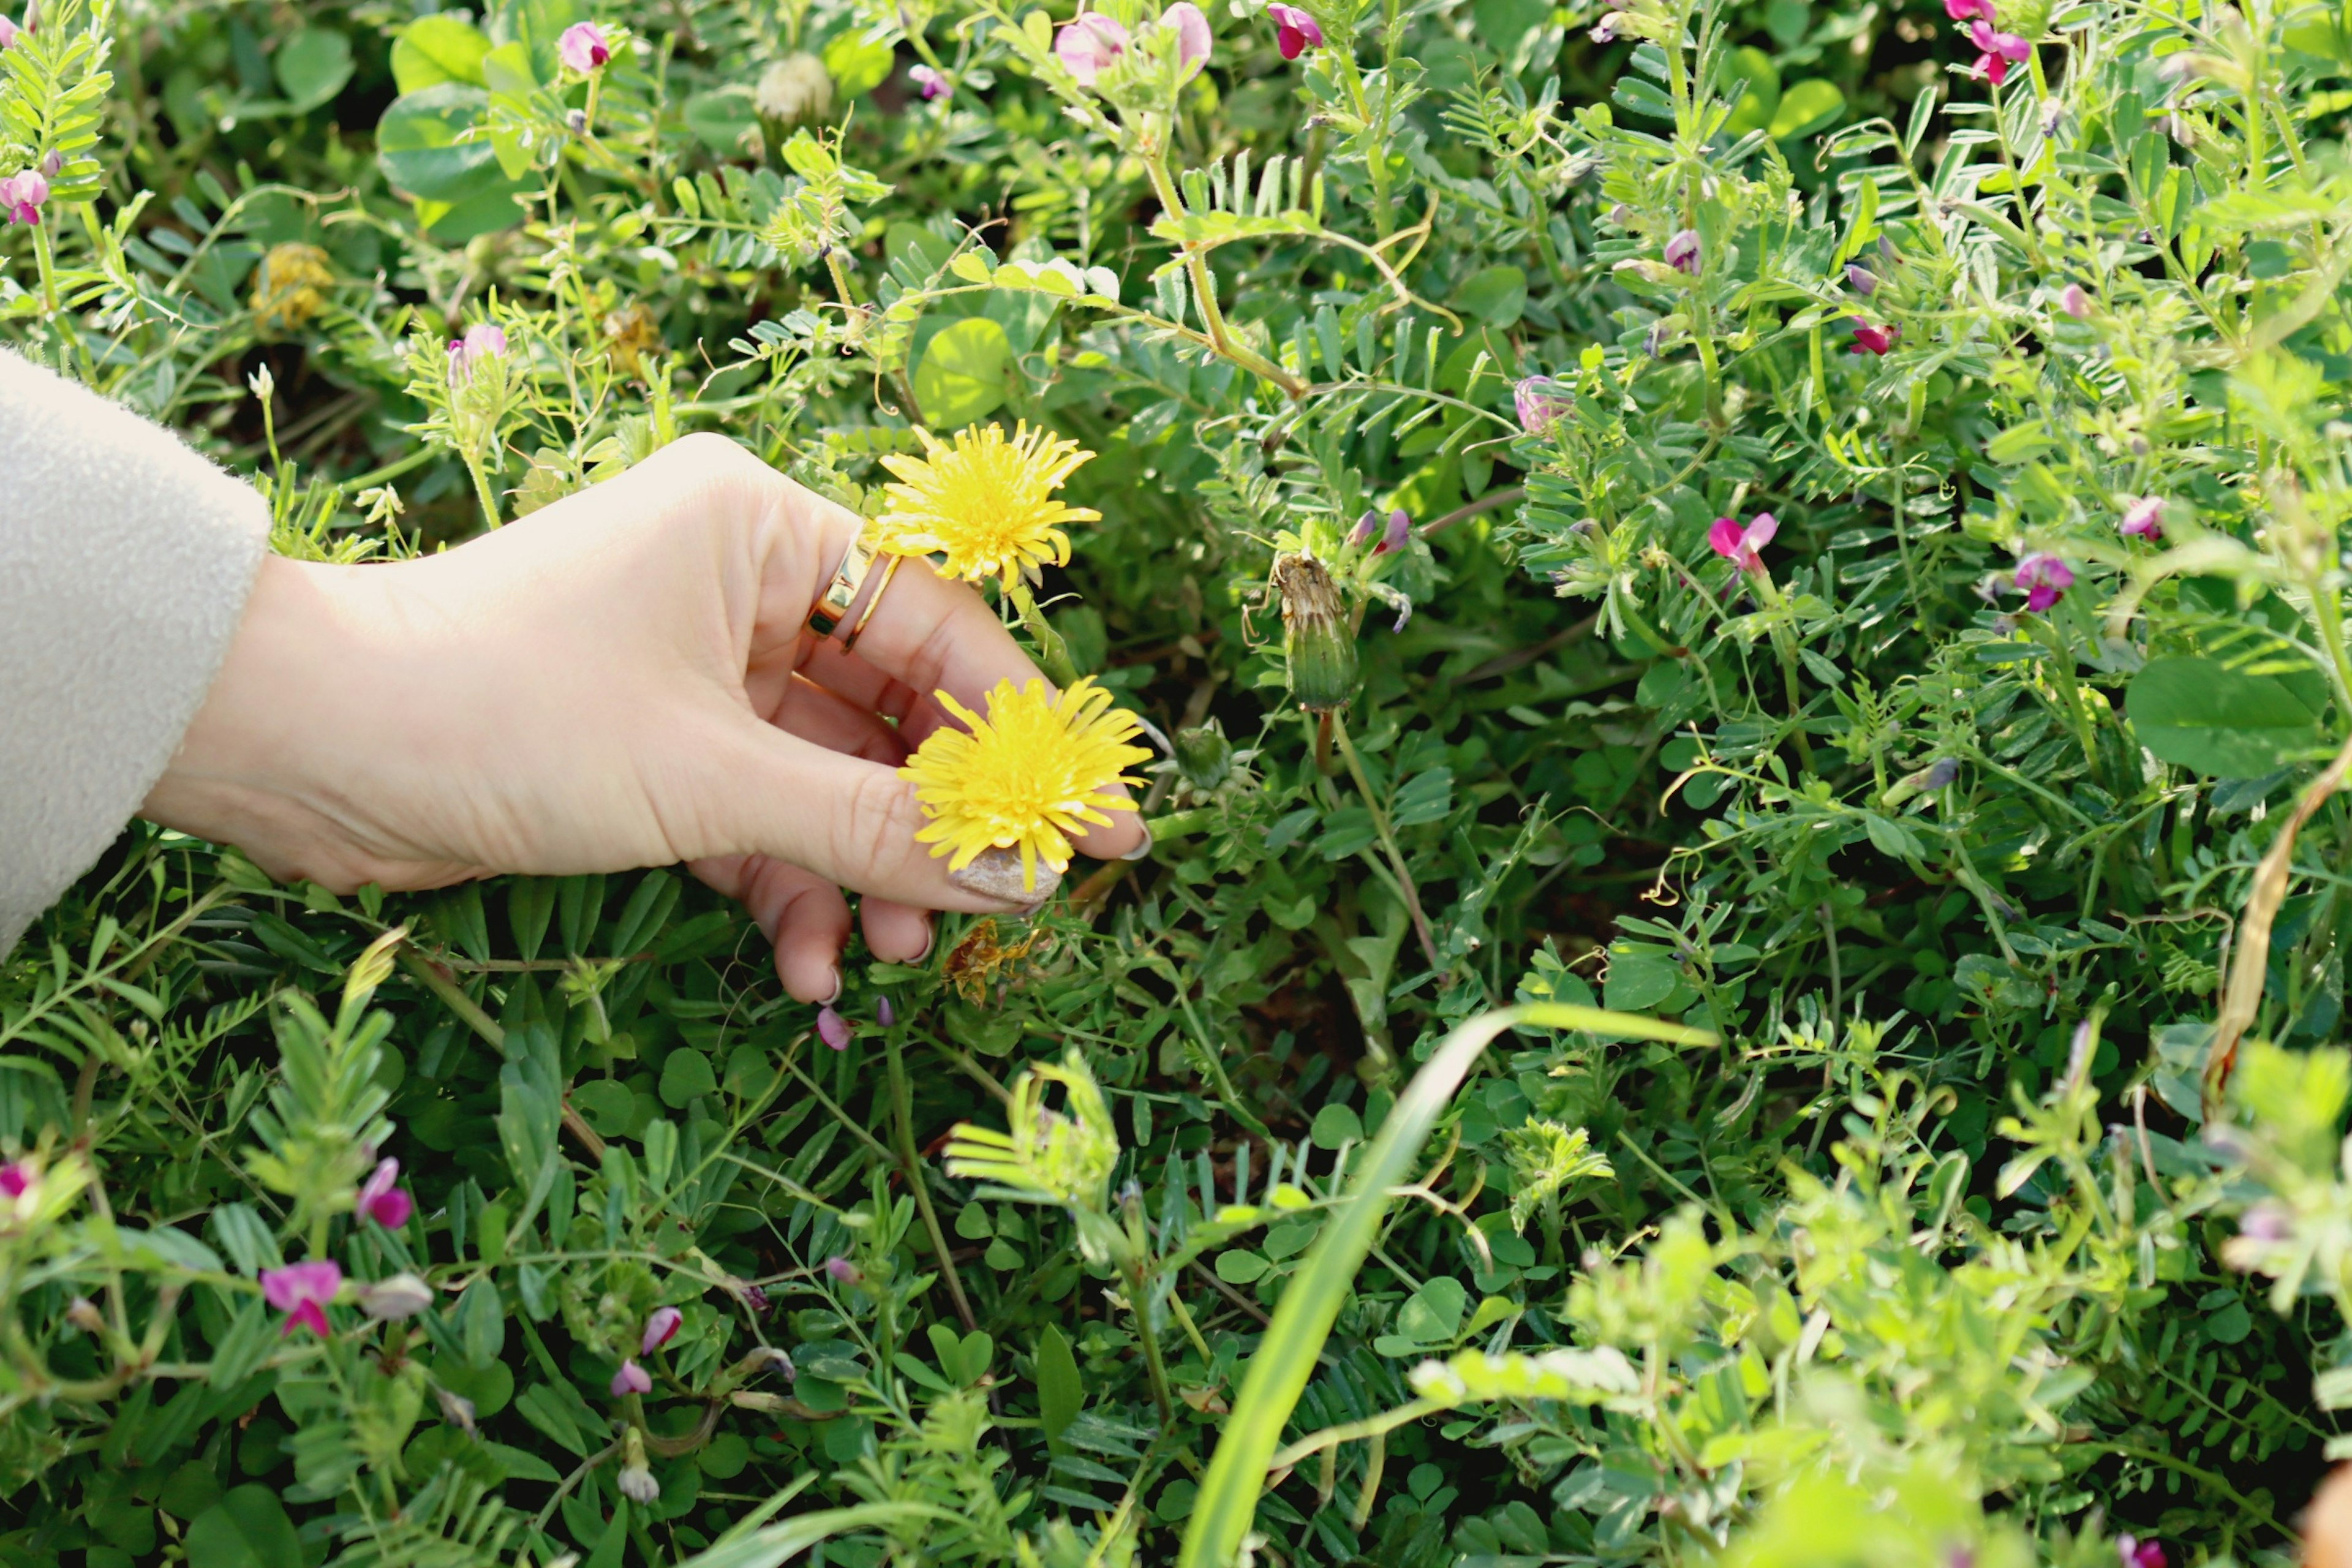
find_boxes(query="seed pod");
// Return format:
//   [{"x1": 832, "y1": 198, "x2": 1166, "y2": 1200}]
[
  {"x1": 1172, "y1": 723, "x2": 1234, "y2": 791},
  {"x1": 1271, "y1": 552, "x2": 1357, "y2": 713}
]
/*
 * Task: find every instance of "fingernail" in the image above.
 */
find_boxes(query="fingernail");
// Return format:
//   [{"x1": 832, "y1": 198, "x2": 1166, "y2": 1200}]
[
  {"x1": 949, "y1": 847, "x2": 1061, "y2": 912},
  {"x1": 913, "y1": 924, "x2": 936, "y2": 963},
  {"x1": 821, "y1": 968, "x2": 842, "y2": 1006},
  {"x1": 1117, "y1": 820, "x2": 1155, "y2": 862}
]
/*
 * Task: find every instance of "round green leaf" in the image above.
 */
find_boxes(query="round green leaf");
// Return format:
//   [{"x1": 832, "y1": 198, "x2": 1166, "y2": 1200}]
[
  {"x1": 570, "y1": 1078, "x2": 638, "y2": 1137},
  {"x1": 2126, "y1": 655, "x2": 2326, "y2": 777},
  {"x1": 1450, "y1": 265, "x2": 1527, "y2": 328},
  {"x1": 391, "y1": 15, "x2": 492, "y2": 93},
  {"x1": 1768, "y1": 78, "x2": 1845, "y2": 138},
  {"x1": 913, "y1": 317, "x2": 1013, "y2": 429},
  {"x1": 274, "y1": 29, "x2": 354, "y2": 111},
  {"x1": 184, "y1": 1486, "x2": 303, "y2": 1568},
  {"x1": 431, "y1": 1354, "x2": 514, "y2": 1417},
  {"x1": 378, "y1": 86, "x2": 507, "y2": 203},
  {"x1": 1215, "y1": 1248, "x2": 1272, "y2": 1284},
  {"x1": 823, "y1": 30, "x2": 897, "y2": 99},
  {"x1": 1719, "y1": 47, "x2": 1782, "y2": 135},
  {"x1": 659, "y1": 1047, "x2": 717, "y2": 1107},
  {"x1": 1309, "y1": 1102, "x2": 1363, "y2": 1150}
]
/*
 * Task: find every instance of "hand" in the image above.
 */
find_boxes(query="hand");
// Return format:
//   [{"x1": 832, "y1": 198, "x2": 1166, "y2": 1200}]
[{"x1": 143, "y1": 434, "x2": 1145, "y2": 1001}]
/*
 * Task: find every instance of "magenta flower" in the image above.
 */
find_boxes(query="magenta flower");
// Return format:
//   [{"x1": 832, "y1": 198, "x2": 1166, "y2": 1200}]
[
  {"x1": 1514, "y1": 375, "x2": 1570, "y2": 434},
  {"x1": 1267, "y1": 3, "x2": 1323, "y2": 58},
  {"x1": 1161, "y1": 2, "x2": 1213, "y2": 79},
  {"x1": 558, "y1": 21, "x2": 612, "y2": 73},
  {"x1": 641, "y1": 1306, "x2": 682, "y2": 1354},
  {"x1": 910, "y1": 64, "x2": 948, "y2": 99},
  {"x1": 1348, "y1": 510, "x2": 1381, "y2": 548},
  {"x1": 824, "y1": 1255, "x2": 861, "y2": 1283},
  {"x1": 876, "y1": 995, "x2": 895, "y2": 1027},
  {"x1": 1056, "y1": 12, "x2": 1131, "y2": 84},
  {"x1": 1664, "y1": 228, "x2": 1700, "y2": 275},
  {"x1": 260, "y1": 1261, "x2": 342, "y2": 1338},
  {"x1": 1849, "y1": 320, "x2": 1899, "y2": 355},
  {"x1": 610, "y1": 1359, "x2": 652, "y2": 1396},
  {"x1": 1969, "y1": 19, "x2": 2030, "y2": 83},
  {"x1": 1844, "y1": 263, "x2": 1877, "y2": 296},
  {"x1": 1707, "y1": 513, "x2": 1779, "y2": 573},
  {"x1": 0, "y1": 1161, "x2": 31, "y2": 1200},
  {"x1": 357, "y1": 1158, "x2": 412, "y2": 1229},
  {"x1": 0, "y1": 18, "x2": 16, "y2": 48},
  {"x1": 446, "y1": 322, "x2": 508, "y2": 386},
  {"x1": 2013, "y1": 552, "x2": 2073, "y2": 612},
  {"x1": 2059, "y1": 283, "x2": 2092, "y2": 318},
  {"x1": 2, "y1": 168, "x2": 48, "y2": 226},
  {"x1": 2120, "y1": 496, "x2": 2163, "y2": 540},
  {"x1": 1374, "y1": 508, "x2": 1411, "y2": 555},
  {"x1": 2117, "y1": 1537, "x2": 2165, "y2": 1568},
  {"x1": 816, "y1": 1005, "x2": 851, "y2": 1050},
  {"x1": 1943, "y1": 0, "x2": 1995, "y2": 18}
]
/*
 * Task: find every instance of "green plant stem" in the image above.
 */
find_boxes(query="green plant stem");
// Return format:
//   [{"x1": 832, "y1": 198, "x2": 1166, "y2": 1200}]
[
  {"x1": 1007, "y1": 579, "x2": 1079, "y2": 687},
  {"x1": 463, "y1": 448, "x2": 502, "y2": 531},
  {"x1": 886, "y1": 1027, "x2": 977, "y2": 1333},
  {"x1": 1330, "y1": 712, "x2": 1442, "y2": 976},
  {"x1": 1137, "y1": 151, "x2": 1308, "y2": 398},
  {"x1": 32, "y1": 222, "x2": 59, "y2": 315}
]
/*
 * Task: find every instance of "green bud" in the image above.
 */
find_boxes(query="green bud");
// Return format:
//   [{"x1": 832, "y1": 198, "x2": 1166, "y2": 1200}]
[
  {"x1": 1172, "y1": 723, "x2": 1234, "y2": 791},
  {"x1": 1273, "y1": 552, "x2": 1358, "y2": 712}
]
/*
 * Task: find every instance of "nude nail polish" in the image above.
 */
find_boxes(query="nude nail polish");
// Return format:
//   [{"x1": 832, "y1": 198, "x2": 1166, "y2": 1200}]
[{"x1": 948, "y1": 847, "x2": 1060, "y2": 911}]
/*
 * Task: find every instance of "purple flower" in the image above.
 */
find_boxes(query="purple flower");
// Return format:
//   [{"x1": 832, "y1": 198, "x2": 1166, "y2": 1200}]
[
  {"x1": 1057, "y1": 12, "x2": 1131, "y2": 85},
  {"x1": 0, "y1": 1160, "x2": 31, "y2": 1200},
  {"x1": 358, "y1": 1158, "x2": 413, "y2": 1229},
  {"x1": 1514, "y1": 375, "x2": 1570, "y2": 434},
  {"x1": 2120, "y1": 496, "x2": 2163, "y2": 540},
  {"x1": 741, "y1": 1283, "x2": 771, "y2": 1314},
  {"x1": 2060, "y1": 283, "x2": 2092, "y2": 318},
  {"x1": 0, "y1": 17, "x2": 16, "y2": 47},
  {"x1": 1969, "y1": 18, "x2": 2030, "y2": 83},
  {"x1": 39, "y1": 150, "x2": 57, "y2": 178},
  {"x1": 824, "y1": 1255, "x2": 861, "y2": 1283},
  {"x1": 816, "y1": 1005, "x2": 851, "y2": 1050},
  {"x1": 610, "y1": 1359, "x2": 652, "y2": 1396},
  {"x1": 2117, "y1": 1537, "x2": 2165, "y2": 1568},
  {"x1": 1375, "y1": 508, "x2": 1411, "y2": 555},
  {"x1": 2013, "y1": 552, "x2": 2073, "y2": 612},
  {"x1": 910, "y1": 64, "x2": 948, "y2": 99},
  {"x1": 1348, "y1": 510, "x2": 1381, "y2": 548},
  {"x1": 2238, "y1": 1200, "x2": 2293, "y2": 1242},
  {"x1": 641, "y1": 1306, "x2": 682, "y2": 1354},
  {"x1": 1943, "y1": 0, "x2": 1994, "y2": 17},
  {"x1": 1267, "y1": 2, "x2": 1323, "y2": 58},
  {"x1": 876, "y1": 995, "x2": 895, "y2": 1028},
  {"x1": 1161, "y1": 2, "x2": 1213, "y2": 80},
  {"x1": 559, "y1": 21, "x2": 612, "y2": 73},
  {"x1": 1589, "y1": 12, "x2": 1619, "y2": 40},
  {"x1": 260, "y1": 1261, "x2": 342, "y2": 1338},
  {"x1": 1664, "y1": 228, "x2": 1700, "y2": 275},
  {"x1": 1707, "y1": 513, "x2": 1779, "y2": 573},
  {"x1": 1844, "y1": 263, "x2": 1877, "y2": 296},
  {"x1": 1849, "y1": 319, "x2": 1898, "y2": 355},
  {"x1": 2, "y1": 168, "x2": 48, "y2": 226},
  {"x1": 447, "y1": 322, "x2": 508, "y2": 386}
]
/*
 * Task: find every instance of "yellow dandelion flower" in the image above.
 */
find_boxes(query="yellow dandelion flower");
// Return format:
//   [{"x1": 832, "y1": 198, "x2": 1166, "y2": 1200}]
[
  {"x1": 900, "y1": 677, "x2": 1150, "y2": 891},
  {"x1": 875, "y1": 421, "x2": 1101, "y2": 589},
  {"x1": 251, "y1": 242, "x2": 335, "y2": 331}
]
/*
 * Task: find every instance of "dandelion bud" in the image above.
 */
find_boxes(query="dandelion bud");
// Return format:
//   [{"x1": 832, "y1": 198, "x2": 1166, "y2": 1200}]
[
  {"x1": 1844, "y1": 263, "x2": 1877, "y2": 296},
  {"x1": 358, "y1": 1272, "x2": 434, "y2": 1321},
  {"x1": 1271, "y1": 551, "x2": 1358, "y2": 713},
  {"x1": 816, "y1": 1005, "x2": 851, "y2": 1050},
  {"x1": 1347, "y1": 509, "x2": 1381, "y2": 548},
  {"x1": 1173, "y1": 724, "x2": 1234, "y2": 790},
  {"x1": 66, "y1": 1297, "x2": 104, "y2": 1335},
  {"x1": 824, "y1": 1254, "x2": 861, "y2": 1284},
  {"x1": 1376, "y1": 508, "x2": 1411, "y2": 555},
  {"x1": 610, "y1": 1359, "x2": 652, "y2": 1396},
  {"x1": 641, "y1": 1306, "x2": 682, "y2": 1354},
  {"x1": 435, "y1": 1386, "x2": 477, "y2": 1435}
]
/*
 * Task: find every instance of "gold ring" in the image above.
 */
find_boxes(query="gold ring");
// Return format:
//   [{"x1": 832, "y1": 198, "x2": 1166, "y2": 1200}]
[
  {"x1": 841, "y1": 553, "x2": 903, "y2": 655},
  {"x1": 807, "y1": 526, "x2": 883, "y2": 639}
]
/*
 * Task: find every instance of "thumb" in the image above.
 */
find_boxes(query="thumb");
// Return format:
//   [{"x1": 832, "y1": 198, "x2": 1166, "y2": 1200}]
[{"x1": 700, "y1": 717, "x2": 1054, "y2": 913}]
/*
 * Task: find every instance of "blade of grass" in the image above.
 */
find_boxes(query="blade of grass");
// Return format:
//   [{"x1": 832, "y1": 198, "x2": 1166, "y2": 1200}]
[{"x1": 1178, "y1": 1001, "x2": 1716, "y2": 1566}]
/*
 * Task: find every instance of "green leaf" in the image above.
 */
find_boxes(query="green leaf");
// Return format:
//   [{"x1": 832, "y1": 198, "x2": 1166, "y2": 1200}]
[
  {"x1": 684, "y1": 86, "x2": 762, "y2": 157},
  {"x1": 391, "y1": 15, "x2": 492, "y2": 93},
  {"x1": 1451, "y1": 265, "x2": 1527, "y2": 328},
  {"x1": 2126, "y1": 655, "x2": 2326, "y2": 777},
  {"x1": 1611, "y1": 77, "x2": 1673, "y2": 121},
  {"x1": 1309, "y1": 1102, "x2": 1363, "y2": 1149},
  {"x1": 1035, "y1": 1324, "x2": 1084, "y2": 1441},
  {"x1": 913, "y1": 316, "x2": 1014, "y2": 428},
  {"x1": 823, "y1": 29, "x2": 897, "y2": 98},
  {"x1": 377, "y1": 86, "x2": 509, "y2": 203},
  {"x1": 273, "y1": 29, "x2": 354, "y2": 111},
  {"x1": 659, "y1": 1047, "x2": 717, "y2": 1107},
  {"x1": 677, "y1": 1505, "x2": 957, "y2": 1568},
  {"x1": 1768, "y1": 78, "x2": 1845, "y2": 138},
  {"x1": 1719, "y1": 46, "x2": 1781, "y2": 135},
  {"x1": 184, "y1": 1487, "x2": 303, "y2": 1568},
  {"x1": 1602, "y1": 944, "x2": 1681, "y2": 1012},
  {"x1": 1215, "y1": 1249, "x2": 1271, "y2": 1283}
]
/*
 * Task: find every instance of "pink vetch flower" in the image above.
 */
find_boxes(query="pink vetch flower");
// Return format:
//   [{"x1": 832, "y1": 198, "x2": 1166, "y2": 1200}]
[
  {"x1": 1969, "y1": 18, "x2": 2031, "y2": 83},
  {"x1": 1057, "y1": 12, "x2": 1131, "y2": 85},
  {"x1": 1160, "y1": 1, "x2": 1213, "y2": 80},
  {"x1": 1849, "y1": 318, "x2": 1899, "y2": 355},
  {"x1": 611, "y1": 1359, "x2": 652, "y2": 1396},
  {"x1": 824, "y1": 1255, "x2": 861, "y2": 1283},
  {"x1": 2120, "y1": 496, "x2": 2164, "y2": 540},
  {"x1": 1664, "y1": 228, "x2": 1701, "y2": 275},
  {"x1": 1707, "y1": 512, "x2": 1779, "y2": 574},
  {"x1": 558, "y1": 21, "x2": 612, "y2": 74},
  {"x1": 2013, "y1": 552, "x2": 2073, "y2": 612},
  {"x1": 357, "y1": 1158, "x2": 413, "y2": 1229},
  {"x1": 910, "y1": 64, "x2": 949, "y2": 100},
  {"x1": 1348, "y1": 510, "x2": 1381, "y2": 548},
  {"x1": 641, "y1": 1306, "x2": 682, "y2": 1355},
  {"x1": 2, "y1": 168, "x2": 48, "y2": 227},
  {"x1": 816, "y1": 1005, "x2": 851, "y2": 1051},
  {"x1": 2059, "y1": 283, "x2": 2092, "y2": 318},
  {"x1": 876, "y1": 995, "x2": 895, "y2": 1028},
  {"x1": 1267, "y1": 2, "x2": 1323, "y2": 58},
  {"x1": 1944, "y1": 0, "x2": 1995, "y2": 17},
  {"x1": 1374, "y1": 508, "x2": 1411, "y2": 555},
  {"x1": 1515, "y1": 375, "x2": 1570, "y2": 434},
  {"x1": 0, "y1": 18, "x2": 17, "y2": 48},
  {"x1": 2117, "y1": 1537, "x2": 2166, "y2": 1568},
  {"x1": 0, "y1": 1161, "x2": 31, "y2": 1200},
  {"x1": 260, "y1": 1261, "x2": 343, "y2": 1338},
  {"x1": 446, "y1": 322, "x2": 508, "y2": 386},
  {"x1": 1844, "y1": 262, "x2": 1877, "y2": 296}
]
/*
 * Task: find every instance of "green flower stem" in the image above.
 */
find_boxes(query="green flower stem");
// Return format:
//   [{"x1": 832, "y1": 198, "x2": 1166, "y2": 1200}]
[
  {"x1": 886, "y1": 1025, "x2": 977, "y2": 1333},
  {"x1": 1330, "y1": 711, "x2": 1442, "y2": 976},
  {"x1": 32, "y1": 221, "x2": 59, "y2": 315},
  {"x1": 1137, "y1": 149, "x2": 1308, "y2": 399},
  {"x1": 1007, "y1": 579, "x2": 1079, "y2": 687},
  {"x1": 463, "y1": 448, "x2": 503, "y2": 531}
]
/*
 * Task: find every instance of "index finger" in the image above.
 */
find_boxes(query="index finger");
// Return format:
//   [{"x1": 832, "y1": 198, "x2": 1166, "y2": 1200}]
[{"x1": 778, "y1": 477, "x2": 1150, "y2": 863}]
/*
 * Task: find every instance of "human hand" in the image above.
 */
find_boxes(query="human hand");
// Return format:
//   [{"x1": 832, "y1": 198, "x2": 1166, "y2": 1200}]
[{"x1": 143, "y1": 434, "x2": 1145, "y2": 1000}]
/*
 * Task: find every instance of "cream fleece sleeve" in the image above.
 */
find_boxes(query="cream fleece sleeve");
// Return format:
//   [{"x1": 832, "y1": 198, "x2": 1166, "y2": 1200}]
[{"x1": 0, "y1": 348, "x2": 268, "y2": 955}]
